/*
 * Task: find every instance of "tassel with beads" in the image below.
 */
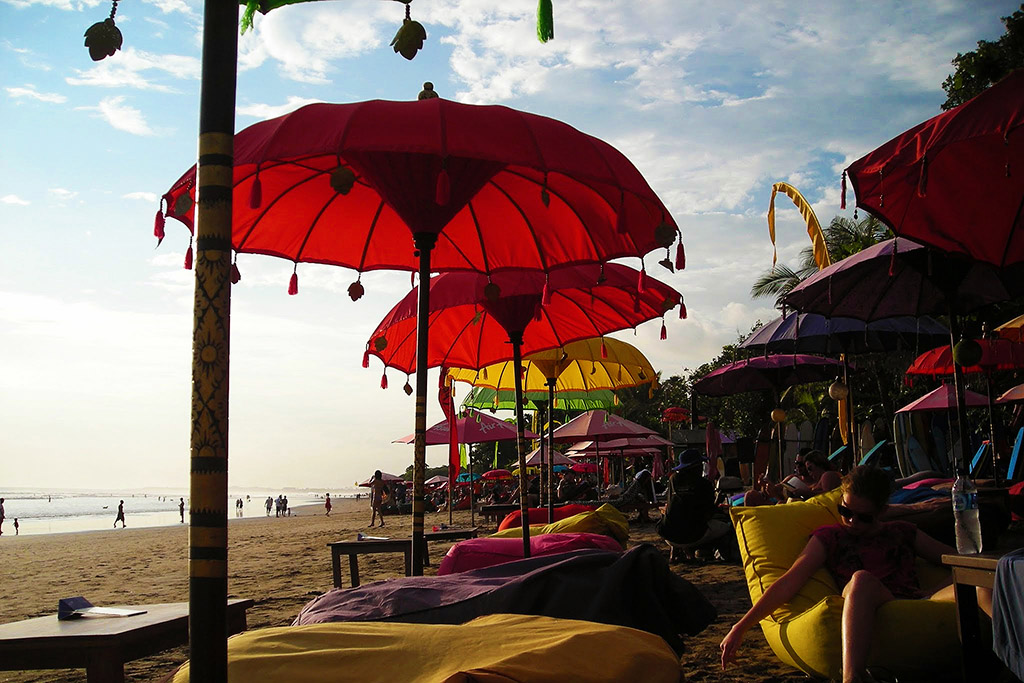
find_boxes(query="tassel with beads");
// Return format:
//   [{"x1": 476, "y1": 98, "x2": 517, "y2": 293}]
[
  {"x1": 675, "y1": 241, "x2": 685, "y2": 270},
  {"x1": 362, "y1": 349, "x2": 370, "y2": 369},
  {"x1": 380, "y1": 372, "x2": 388, "y2": 390},
  {"x1": 288, "y1": 270, "x2": 299, "y2": 295},
  {"x1": 184, "y1": 243, "x2": 193, "y2": 270},
  {"x1": 249, "y1": 171, "x2": 262, "y2": 209},
  {"x1": 679, "y1": 298, "x2": 687, "y2": 319},
  {"x1": 600, "y1": 339, "x2": 607, "y2": 359},
  {"x1": 660, "y1": 320, "x2": 667, "y2": 340},
  {"x1": 154, "y1": 209, "x2": 165, "y2": 244},
  {"x1": 637, "y1": 266, "x2": 646, "y2": 293},
  {"x1": 840, "y1": 170, "x2": 847, "y2": 210},
  {"x1": 542, "y1": 274, "x2": 551, "y2": 305}
]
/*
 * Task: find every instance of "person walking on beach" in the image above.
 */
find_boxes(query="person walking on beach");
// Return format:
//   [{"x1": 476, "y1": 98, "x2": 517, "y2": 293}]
[
  {"x1": 369, "y1": 470, "x2": 389, "y2": 527},
  {"x1": 13, "y1": 518, "x2": 18, "y2": 535},
  {"x1": 0, "y1": 497, "x2": 5, "y2": 536},
  {"x1": 324, "y1": 493, "x2": 332, "y2": 516},
  {"x1": 113, "y1": 500, "x2": 126, "y2": 528},
  {"x1": 179, "y1": 497, "x2": 185, "y2": 523},
  {"x1": 720, "y1": 466, "x2": 965, "y2": 683},
  {"x1": 265, "y1": 496, "x2": 273, "y2": 516}
]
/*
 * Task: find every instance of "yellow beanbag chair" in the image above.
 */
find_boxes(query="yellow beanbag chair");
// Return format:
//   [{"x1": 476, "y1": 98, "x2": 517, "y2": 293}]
[
  {"x1": 488, "y1": 503, "x2": 629, "y2": 547},
  {"x1": 730, "y1": 488, "x2": 960, "y2": 680},
  {"x1": 171, "y1": 613, "x2": 682, "y2": 682}
]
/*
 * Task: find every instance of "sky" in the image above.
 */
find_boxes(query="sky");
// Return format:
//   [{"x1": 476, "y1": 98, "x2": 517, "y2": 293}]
[{"x1": 1, "y1": 0, "x2": 1018, "y2": 492}]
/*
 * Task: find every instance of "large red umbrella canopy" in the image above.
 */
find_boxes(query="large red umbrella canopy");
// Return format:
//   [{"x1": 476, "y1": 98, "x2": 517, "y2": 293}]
[
  {"x1": 160, "y1": 98, "x2": 683, "y2": 280},
  {"x1": 525, "y1": 448, "x2": 575, "y2": 466},
  {"x1": 366, "y1": 263, "x2": 681, "y2": 376},
  {"x1": 393, "y1": 409, "x2": 538, "y2": 445},
  {"x1": 552, "y1": 410, "x2": 658, "y2": 443},
  {"x1": 906, "y1": 339, "x2": 1024, "y2": 376},
  {"x1": 896, "y1": 384, "x2": 989, "y2": 413},
  {"x1": 843, "y1": 69, "x2": 1024, "y2": 268}
]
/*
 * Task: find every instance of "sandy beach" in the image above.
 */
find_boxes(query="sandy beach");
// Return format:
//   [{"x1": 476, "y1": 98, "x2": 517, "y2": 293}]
[{"x1": 10, "y1": 495, "x2": 1008, "y2": 683}]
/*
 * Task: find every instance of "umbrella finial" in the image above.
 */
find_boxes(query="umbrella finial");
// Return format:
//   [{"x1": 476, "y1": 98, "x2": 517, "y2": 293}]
[{"x1": 418, "y1": 82, "x2": 439, "y2": 100}]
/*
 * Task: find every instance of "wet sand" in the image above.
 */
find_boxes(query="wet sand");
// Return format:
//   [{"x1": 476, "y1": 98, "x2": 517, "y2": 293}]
[{"x1": 0, "y1": 497, "x2": 811, "y2": 682}]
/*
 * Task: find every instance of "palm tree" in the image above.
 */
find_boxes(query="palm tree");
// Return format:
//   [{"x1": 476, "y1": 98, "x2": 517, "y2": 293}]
[{"x1": 751, "y1": 215, "x2": 891, "y2": 308}]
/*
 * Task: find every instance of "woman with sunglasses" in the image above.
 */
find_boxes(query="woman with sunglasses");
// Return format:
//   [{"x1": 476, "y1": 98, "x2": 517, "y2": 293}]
[{"x1": 720, "y1": 466, "x2": 957, "y2": 683}]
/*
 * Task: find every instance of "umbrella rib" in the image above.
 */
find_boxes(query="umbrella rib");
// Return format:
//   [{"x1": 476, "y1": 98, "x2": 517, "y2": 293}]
[
  {"x1": 237, "y1": 166, "x2": 326, "y2": 252},
  {"x1": 484, "y1": 176, "x2": 549, "y2": 271},
  {"x1": 437, "y1": 202, "x2": 487, "y2": 273},
  {"x1": 501, "y1": 167, "x2": 603, "y2": 261},
  {"x1": 356, "y1": 200, "x2": 387, "y2": 273}
]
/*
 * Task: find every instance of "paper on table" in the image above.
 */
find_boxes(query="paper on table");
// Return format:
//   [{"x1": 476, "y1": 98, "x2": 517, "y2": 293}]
[
  {"x1": 57, "y1": 596, "x2": 147, "y2": 620},
  {"x1": 356, "y1": 533, "x2": 390, "y2": 541}
]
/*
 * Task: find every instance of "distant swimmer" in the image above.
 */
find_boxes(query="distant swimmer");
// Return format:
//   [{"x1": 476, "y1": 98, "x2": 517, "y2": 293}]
[
  {"x1": 179, "y1": 497, "x2": 185, "y2": 523},
  {"x1": 114, "y1": 500, "x2": 126, "y2": 528}
]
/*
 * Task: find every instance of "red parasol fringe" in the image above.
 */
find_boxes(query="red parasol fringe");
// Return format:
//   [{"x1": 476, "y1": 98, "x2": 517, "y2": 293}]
[
  {"x1": 660, "y1": 320, "x2": 667, "y2": 340},
  {"x1": 435, "y1": 168, "x2": 451, "y2": 206},
  {"x1": 637, "y1": 266, "x2": 646, "y2": 293},
  {"x1": 675, "y1": 241, "x2": 685, "y2": 270},
  {"x1": 679, "y1": 298, "x2": 687, "y2": 319},
  {"x1": 288, "y1": 271, "x2": 298, "y2": 295},
  {"x1": 230, "y1": 262, "x2": 241, "y2": 284},
  {"x1": 601, "y1": 339, "x2": 607, "y2": 359},
  {"x1": 362, "y1": 349, "x2": 370, "y2": 368},
  {"x1": 840, "y1": 170, "x2": 847, "y2": 210},
  {"x1": 380, "y1": 371, "x2": 388, "y2": 390},
  {"x1": 184, "y1": 244, "x2": 193, "y2": 270},
  {"x1": 249, "y1": 173, "x2": 262, "y2": 209},
  {"x1": 153, "y1": 210, "x2": 165, "y2": 243},
  {"x1": 542, "y1": 273, "x2": 551, "y2": 305}
]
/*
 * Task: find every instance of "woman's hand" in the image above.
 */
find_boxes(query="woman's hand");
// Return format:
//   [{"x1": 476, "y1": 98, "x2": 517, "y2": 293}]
[{"x1": 720, "y1": 622, "x2": 746, "y2": 669}]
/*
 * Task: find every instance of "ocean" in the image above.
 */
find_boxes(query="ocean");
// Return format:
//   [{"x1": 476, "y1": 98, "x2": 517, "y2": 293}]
[{"x1": 0, "y1": 487, "x2": 361, "y2": 537}]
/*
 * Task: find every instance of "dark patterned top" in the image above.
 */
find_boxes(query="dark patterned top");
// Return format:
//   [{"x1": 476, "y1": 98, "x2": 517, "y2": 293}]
[{"x1": 811, "y1": 521, "x2": 922, "y2": 598}]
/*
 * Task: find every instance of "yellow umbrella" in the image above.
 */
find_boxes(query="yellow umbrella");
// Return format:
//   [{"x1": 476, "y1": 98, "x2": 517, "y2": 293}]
[
  {"x1": 447, "y1": 337, "x2": 657, "y2": 395},
  {"x1": 448, "y1": 337, "x2": 658, "y2": 522},
  {"x1": 995, "y1": 314, "x2": 1024, "y2": 342}
]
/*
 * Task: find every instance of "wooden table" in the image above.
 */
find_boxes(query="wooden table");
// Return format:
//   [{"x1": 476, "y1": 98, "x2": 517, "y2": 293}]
[
  {"x1": 328, "y1": 528, "x2": 479, "y2": 589},
  {"x1": 478, "y1": 504, "x2": 519, "y2": 527},
  {"x1": 941, "y1": 552, "x2": 1003, "y2": 683},
  {"x1": 0, "y1": 599, "x2": 253, "y2": 683}
]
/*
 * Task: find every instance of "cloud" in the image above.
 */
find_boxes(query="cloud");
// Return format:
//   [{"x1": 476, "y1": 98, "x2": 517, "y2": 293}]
[
  {"x1": 66, "y1": 47, "x2": 200, "y2": 92},
  {"x1": 6, "y1": 85, "x2": 66, "y2": 103},
  {"x1": 1, "y1": 194, "x2": 30, "y2": 206},
  {"x1": 142, "y1": 0, "x2": 195, "y2": 16},
  {"x1": 123, "y1": 191, "x2": 159, "y2": 202},
  {"x1": 49, "y1": 188, "x2": 79, "y2": 201},
  {"x1": 237, "y1": 96, "x2": 324, "y2": 119},
  {"x1": 2, "y1": 0, "x2": 102, "y2": 9},
  {"x1": 76, "y1": 96, "x2": 155, "y2": 136}
]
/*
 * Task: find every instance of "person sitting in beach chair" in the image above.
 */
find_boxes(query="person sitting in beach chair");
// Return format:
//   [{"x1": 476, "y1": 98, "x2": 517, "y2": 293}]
[
  {"x1": 657, "y1": 449, "x2": 732, "y2": 562},
  {"x1": 744, "y1": 449, "x2": 841, "y2": 506},
  {"x1": 721, "y1": 465, "x2": 983, "y2": 683}
]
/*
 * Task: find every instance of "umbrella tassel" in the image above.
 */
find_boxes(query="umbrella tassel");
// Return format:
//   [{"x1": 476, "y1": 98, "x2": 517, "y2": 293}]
[
  {"x1": 153, "y1": 205, "x2": 165, "y2": 244},
  {"x1": 637, "y1": 265, "x2": 646, "y2": 293},
  {"x1": 249, "y1": 170, "x2": 262, "y2": 209},
  {"x1": 840, "y1": 170, "x2": 847, "y2": 210},
  {"x1": 542, "y1": 273, "x2": 551, "y2": 305},
  {"x1": 601, "y1": 339, "x2": 607, "y2": 359},
  {"x1": 404, "y1": 377, "x2": 413, "y2": 395},
  {"x1": 288, "y1": 269, "x2": 299, "y2": 296},
  {"x1": 675, "y1": 241, "x2": 685, "y2": 270},
  {"x1": 380, "y1": 371, "x2": 388, "y2": 390},
  {"x1": 184, "y1": 241, "x2": 193, "y2": 270},
  {"x1": 435, "y1": 167, "x2": 450, "y2": 206},
  {"x1": 661, "y1": 319, "x2": 667, "y2": 340},
  {"x1": 230, "y1": 257, "x2": 241, "y2": 284},
  {"x1": 679, "y1": 297, "x2": 687, "y2": 319},
  {"x1": 362, "y1": 348, "x2": 370, "y2": 369}
]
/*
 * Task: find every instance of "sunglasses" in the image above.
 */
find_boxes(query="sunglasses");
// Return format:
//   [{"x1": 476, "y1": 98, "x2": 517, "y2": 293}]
[{"x1": 837, "y1": 503, "x2": 877, "y2": 525}]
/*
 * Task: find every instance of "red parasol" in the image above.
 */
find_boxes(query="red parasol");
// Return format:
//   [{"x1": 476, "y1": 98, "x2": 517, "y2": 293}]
[
  {"x1": 481, "y1": 469, "x2": 513, "y2": 481},
  {"x1": 906, "y1": 339, "x2": 1024, "y2": 376},
  {"x1": 393, "y1": 410, "x2": 538, "y2": 445},
  {"x1": 896, "y1": 384, "x2": 989, "y2": 413},
  {"x1": 552, "y1": 410, "x2": 658, "y2": 442},
  {"x1": 159, "y1": 96, "x2": 683, "y2": 575},
  {"x1": 366, "y1": 264, "x2": 681, "y2": 375},
  {"x1": 843, "y1": 69, "x2": 1024, "y2": 268}
]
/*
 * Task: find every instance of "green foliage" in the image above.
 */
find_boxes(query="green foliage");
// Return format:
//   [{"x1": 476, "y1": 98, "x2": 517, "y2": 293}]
[{"x1": 941, "y1": 5, "x2": 1024, "y2": 110}]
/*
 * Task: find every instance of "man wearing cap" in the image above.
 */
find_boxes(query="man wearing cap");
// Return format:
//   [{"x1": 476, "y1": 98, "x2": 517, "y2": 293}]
[{"x1": 657, "y1": 449, "x2": 732, "y2": 562}]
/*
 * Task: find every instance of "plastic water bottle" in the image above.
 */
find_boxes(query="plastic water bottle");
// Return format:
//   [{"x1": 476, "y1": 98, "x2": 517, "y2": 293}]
[{"x1": 951, "y1": 470, "x2": 983, "y2": 554}]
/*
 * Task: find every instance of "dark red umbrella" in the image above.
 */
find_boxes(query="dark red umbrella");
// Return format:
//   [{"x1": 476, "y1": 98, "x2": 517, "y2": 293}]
[
  {"x1": 393, "y1": 410, "x2": 539, "y2": 444},
  {"x1": 906, "y1": 339, "x2": 1024, "y2": 376},
  {"x1": 366, "y1": 263, "x2": 682, "y2": 375},
  {"x1": 692, "y1": 355, "x2": 843, "y2": 397},
  {"x1": 843, "y1": 69, "x2": 1024, "y2": 268},
  {"x1": 159, "y1": 97, "x2": 682, "y2": 574},
  {"x1": 553, "y1": 410, "x2": 660, "y2": 489},
  {"x1": 369, "y1": 263, "x2": 680, "y2": 556}
]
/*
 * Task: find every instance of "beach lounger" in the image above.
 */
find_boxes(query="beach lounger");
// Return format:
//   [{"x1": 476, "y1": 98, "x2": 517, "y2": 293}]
[
  {"x1": 969, "y1": 441, "x2": 991, "y2": 479},
  {"x1": 827, "y1": 444, "x2": 848, "y2": 466},
  {"x1": 488, "y1": 503, "x2": 629, "y2": 547},
  {"x1": 730, "y1": 489, "x2": 960, "y2": 680},
  {"x1": 1007, "y1": 427, "x2": 1023, "y2": 483},
  {"x1": 437, "y1": 532, "x2": 621, "y2": 575}
]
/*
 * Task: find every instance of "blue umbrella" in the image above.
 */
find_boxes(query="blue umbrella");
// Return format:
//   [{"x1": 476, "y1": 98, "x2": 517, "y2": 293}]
[{"x1": 456, "y1": 472, "x2": 482, "y2": 482}]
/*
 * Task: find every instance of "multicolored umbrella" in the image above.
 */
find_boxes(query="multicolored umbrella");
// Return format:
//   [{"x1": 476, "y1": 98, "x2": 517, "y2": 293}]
[
  {"x1": 692, "y1": 355, "x2": 843, "y2": 397},
  {"x1": 842, "y1": 69, "x2": 1024, "y2": 268},
  {"x1": 159, "y1": 96, "x2": 682, "y2": 578},
  {"x1": 739, "y1": 313, "x2": 949, "y2": 356},
  {"x1": 461, "y1": 386, "x2": 618, "y2": 412},
  {"x1": 482, "y1": 469, "x2": 513, "y2": 481}
]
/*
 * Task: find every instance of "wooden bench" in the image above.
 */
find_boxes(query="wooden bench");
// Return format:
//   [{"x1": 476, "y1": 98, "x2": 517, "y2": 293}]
[
  {"x1": 0, "y1": 599, "x2": 253, "y2": 683},
  {"x1": 328, "y1": 528, "x2": 479, "y2": 588},
  {"x1": 478, "y1": 504, "x2": 519, "y2": 527}
]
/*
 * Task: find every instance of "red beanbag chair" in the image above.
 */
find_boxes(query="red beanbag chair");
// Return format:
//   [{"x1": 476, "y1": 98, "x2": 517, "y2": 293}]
[
  {"x1": 497, "y1": 504, "x2": 597, "y2": 531},
  {"x1": 438, "y1": 532, "x2": 622, "y2": 575}
]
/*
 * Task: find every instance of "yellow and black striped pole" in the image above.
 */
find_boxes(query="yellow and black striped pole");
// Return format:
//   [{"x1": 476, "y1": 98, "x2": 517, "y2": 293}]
[{"x1": 190, "y1": 0, "x2": 238, "y2": 680}]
